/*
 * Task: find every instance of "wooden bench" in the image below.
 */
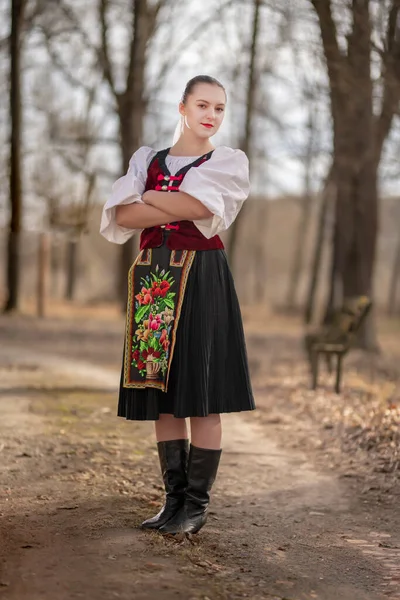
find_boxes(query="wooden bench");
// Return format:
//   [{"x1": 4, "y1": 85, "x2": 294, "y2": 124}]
[{"x1": 304, "y1": 296, "x2": 372, "y2": 394}]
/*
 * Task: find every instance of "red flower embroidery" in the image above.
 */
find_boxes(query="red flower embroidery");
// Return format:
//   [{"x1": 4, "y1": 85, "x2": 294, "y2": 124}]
[
  {"x1": 142, "y1": 349, "x2": 161, "y2": 360},
  {"x1": 153, "y1": 287, "x2": 162, "y2": 297},
  {"x1": 132, "y1": 269, "x2": 176, "y2": 378}
]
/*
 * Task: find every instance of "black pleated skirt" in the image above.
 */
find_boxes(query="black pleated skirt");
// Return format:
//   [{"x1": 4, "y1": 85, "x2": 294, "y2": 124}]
[{"x1": 118, "y1": 248, "x2": 255, "y2": 420}]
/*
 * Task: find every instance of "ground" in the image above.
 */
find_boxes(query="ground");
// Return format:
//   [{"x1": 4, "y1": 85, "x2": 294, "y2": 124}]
[{"x1": 0, "y1": 306, "x2": 399, "y2": 600}]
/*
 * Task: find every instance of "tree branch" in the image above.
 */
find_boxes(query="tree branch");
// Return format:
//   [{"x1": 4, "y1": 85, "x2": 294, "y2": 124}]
[
  {"x1": 375, "y1": 0, "x2": 400, "y2": 157},
  {"x1": 57, "y1": 1, "x2": 99, "y2": 55},
  {"x1": 55, "y1": 148, "x2": 93, "y2": 178},
  {"x1": 126, "y1": 0, "x2": 147, "y2": 96},
  {"x1": 310, "y1": 0, "x2": 348, "y2": 121},
  {"x1": 348, "y1": 0, "x2": 372, "y2": 81},
  {"x1": 0, "y1": 35, "x2": 9, "y2": 51},
  {"x1": 40, "y1": 28, "x2": 95, "y2": 95},
  {"x1": 150, "y1": 0, "x2": 238, "y2": 96},
  {"x1": 51, "y1": 136, "x2": 119, "y2": 146},
  {"x1": 148, "y1": 0, "x2": 168, "y2": 30},
  {"x1": 38, "y1": 1, "x2": 117, "y2": 110},
  {"x1": 98, "y1": 0, "x2": 116, "y2": 95}
]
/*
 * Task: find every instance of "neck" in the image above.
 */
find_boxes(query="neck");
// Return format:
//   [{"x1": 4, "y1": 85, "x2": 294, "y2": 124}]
[{"x1": 170, "y1": 129, "x2": 214, "y2": 157}]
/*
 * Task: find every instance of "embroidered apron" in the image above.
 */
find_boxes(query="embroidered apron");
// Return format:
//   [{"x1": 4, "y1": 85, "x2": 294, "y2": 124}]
[
  {"x1": 123, "y1": 148, "x2": 217, "y2": 393},
  {"x1": 123, "y1": 241, "x2": 196, "y2": 392}
]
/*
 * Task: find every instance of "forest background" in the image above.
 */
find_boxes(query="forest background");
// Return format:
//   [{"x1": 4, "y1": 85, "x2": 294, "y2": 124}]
[{"x1": 1, "y1": 0, "x2": 400, "y2": 350}]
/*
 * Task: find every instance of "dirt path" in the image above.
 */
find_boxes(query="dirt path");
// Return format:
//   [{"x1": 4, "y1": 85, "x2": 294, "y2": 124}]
[{"x1": 0, "y1": 316, "x2": 399, "y2": 600}]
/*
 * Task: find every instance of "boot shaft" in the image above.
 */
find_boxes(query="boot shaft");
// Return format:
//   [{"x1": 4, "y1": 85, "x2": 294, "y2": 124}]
[
  {"x1": 157, "y1": 439, "x2": 189, "y2": 495},
  {"x1": 141, "y1": 439, "x2": 189, "y2": 530},
  {"x1": 186, "y1": 445, "x2": 222, "y2": 507},
  {"x1": 158, "y1": 444, "x2": 222, "y2": 535}
]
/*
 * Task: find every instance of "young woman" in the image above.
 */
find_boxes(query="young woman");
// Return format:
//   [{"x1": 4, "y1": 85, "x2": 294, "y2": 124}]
[{"x1": 100, "y1": 75, "x2": 255, "y2": 535}]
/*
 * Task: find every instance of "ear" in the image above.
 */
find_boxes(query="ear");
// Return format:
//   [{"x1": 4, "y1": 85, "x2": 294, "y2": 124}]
[{"x1": 178, "y1": 102, "x2": 185, "y2": 117}]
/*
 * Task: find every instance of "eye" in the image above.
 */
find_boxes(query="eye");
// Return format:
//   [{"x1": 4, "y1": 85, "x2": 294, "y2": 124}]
[
  {"x1": 216, "y1": 107, "x2": 224, "y2": 113},
  {"x1": 198, "y1": 104, "x2": 206, "y2": 109}
]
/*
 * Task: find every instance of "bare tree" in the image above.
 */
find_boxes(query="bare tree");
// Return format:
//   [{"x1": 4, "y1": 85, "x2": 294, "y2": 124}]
[
  {"x1": 30, "y1": 65, "x2": 98, "y2": 310},
  {"x1": 226, "y1": 0, "x2": 261, "y2": 268},
  {"x1": 34, "y1": 0, "x2": 166, "y2": 307},
  {"x1": 4, "y1": 0, "x2": 27, "y2": 312},
  {"x1": 387, "y1": 208, "x2": 400, "y2": 315},
  {"x1": 38, "y1": 0, "x2": 238, "y2": 308},
  {"x1": 60, "y1": 0, "x2": 162, "y2": 307},
  {"x1": 304, "y1": 166, "x2": 334, "y2": 324},
  {"x1": 310, "y1": 0, "x2": 400, "y2": 348},
  {"x1": 285, "y1": 92, "x2": 318, "y2": 310}
]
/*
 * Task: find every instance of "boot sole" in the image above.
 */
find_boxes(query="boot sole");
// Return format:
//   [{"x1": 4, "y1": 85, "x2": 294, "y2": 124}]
[{"x1": 159, "y1": 518, "x2": 207, "y2": 536}]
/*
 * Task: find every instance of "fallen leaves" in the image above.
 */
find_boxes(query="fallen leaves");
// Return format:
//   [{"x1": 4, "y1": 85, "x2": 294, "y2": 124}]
[{"x1": 253, "y1": 345, "x2": 400, "y2": 486}]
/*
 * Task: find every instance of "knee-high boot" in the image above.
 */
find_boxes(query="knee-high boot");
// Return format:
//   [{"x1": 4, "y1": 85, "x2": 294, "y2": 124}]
[
  {"x1": 159, "y1": 444, "x2": 222, "y2": 535},
  {"x1": 141, "y1": 438, "x2": 189, "y2": 530}
]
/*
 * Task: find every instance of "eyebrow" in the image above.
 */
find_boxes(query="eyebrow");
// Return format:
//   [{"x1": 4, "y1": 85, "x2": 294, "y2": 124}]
[{"x1": 196, "y1": 99, "x2": 226, "y2": 106}]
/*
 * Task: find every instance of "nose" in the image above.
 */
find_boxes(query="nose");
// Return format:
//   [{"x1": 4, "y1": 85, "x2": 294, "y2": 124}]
[{"x1": 207, "y1": 107, "x2": 216, "y2": 121}]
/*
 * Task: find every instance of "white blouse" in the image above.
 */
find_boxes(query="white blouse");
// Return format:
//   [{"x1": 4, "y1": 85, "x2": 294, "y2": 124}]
[{"x1": 99, "y1": 145, "x2": 250, "y2": 244}]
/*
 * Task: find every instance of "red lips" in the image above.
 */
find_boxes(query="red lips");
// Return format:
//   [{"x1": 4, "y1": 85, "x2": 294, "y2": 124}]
[{"x1": 201, "y1": 123, "x2": 213, "y2": 129}]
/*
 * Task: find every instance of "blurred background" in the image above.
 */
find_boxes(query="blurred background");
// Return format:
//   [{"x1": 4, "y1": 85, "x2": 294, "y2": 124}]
[
  {"x1": 1, "y1": 4, "x2": 400, "y2": 595},
  {"x1": 1, "y1": 0, "x2": 400, "y2": 348}
]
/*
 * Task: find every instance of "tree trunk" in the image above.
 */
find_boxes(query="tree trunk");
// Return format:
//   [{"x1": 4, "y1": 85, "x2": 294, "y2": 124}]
[
  {"x1": 254, "y1": 199, "x2": 268, "y2": 302},
  {"x1": 117, "y1": 114, "x2": 143, "y2": 311},
  {"x1": 4, "y1": 0, "x2": 26, "y2": 312},
  {"x1": 37, "y1": 232, "x2": 50, "y2": 318},
  {"x1": 286, "y1": 108, "x2": 316, "y2": 311},
  {"x1": 226, "y1": 0, "x2": 261, "y2": 269},
  {"x1": 65, "y1": 239, "x2": 78, "y2": 301},
  {"x1": 322, "y1": 222, "x2": 339, "y2": 325},
  {"x1": 116, "y1": 0, "x2": 148, "y2": 311},
  {"x1": 333, "y1": 148, "x2": 379, "y2": 349},
  {"x1": 286, "y1": 193, "x2": 313, "y2": 311},
  {"x1": 50, "y1": 236, "x2": 62, "y2": 298},
  {"x1": 311, "y1": 0, "x2": 386, "y2": 350},
  {"x1": 387, "y1": 227, "x2": 400, "y2": 316},
  {"x1": 304, "y1": 171, "x2": 334, "y2": 324}
]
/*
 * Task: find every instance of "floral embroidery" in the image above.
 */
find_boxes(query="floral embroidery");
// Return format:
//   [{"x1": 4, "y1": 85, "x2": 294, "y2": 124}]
[{"x1": 131, "y1": 265, "x2": 176, "y2": 379}]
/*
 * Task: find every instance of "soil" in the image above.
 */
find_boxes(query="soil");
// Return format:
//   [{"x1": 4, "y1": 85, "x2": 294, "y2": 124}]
[{"x1": 0, "y1": 310, "x2": 399, "y2": 600}]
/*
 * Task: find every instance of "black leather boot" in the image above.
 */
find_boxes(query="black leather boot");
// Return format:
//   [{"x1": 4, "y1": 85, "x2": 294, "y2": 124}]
[
  {"x1": 141, "y1": 439, "x2": 189, "y2": 530},
  {"x1": 159, "y1": 445, "x2": 222, "y2": 535}
]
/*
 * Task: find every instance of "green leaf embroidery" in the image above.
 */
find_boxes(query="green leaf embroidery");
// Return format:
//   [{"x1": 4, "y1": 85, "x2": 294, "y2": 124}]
[
  {"x1": 135, "y1": 304, "x2": 151, "y2": 323},
  {"x1": 132, "y1": 267, "x2": 177, "y2": 378},
  {"x1": 164, "y1": 298, "x2": 174, "y2": 309},
  {"x1": 148, "y1": 336, "x2": 157, "y2": 349}
]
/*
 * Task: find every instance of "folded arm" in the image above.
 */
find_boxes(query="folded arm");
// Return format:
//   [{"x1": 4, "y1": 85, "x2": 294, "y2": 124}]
[
  {"x1": 142, "y1": 190, "x2": 213, "y2": 220},
  {"x1": 115, "y1": 203, "x2": 181, "y2": 229}
]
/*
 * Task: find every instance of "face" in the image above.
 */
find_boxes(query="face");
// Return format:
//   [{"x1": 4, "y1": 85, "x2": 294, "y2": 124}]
[{"x1": 179, "y1": 83, "x2": 226, "y2": 139}]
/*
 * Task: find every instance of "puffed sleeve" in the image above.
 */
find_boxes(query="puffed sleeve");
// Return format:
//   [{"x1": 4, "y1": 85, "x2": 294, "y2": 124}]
[
  {"x1": 99, "y1": 146, "x2": 156, "y2": 244},
  {"x1": 179, "y1": 146, "x2": 250, "y2": 239}
]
